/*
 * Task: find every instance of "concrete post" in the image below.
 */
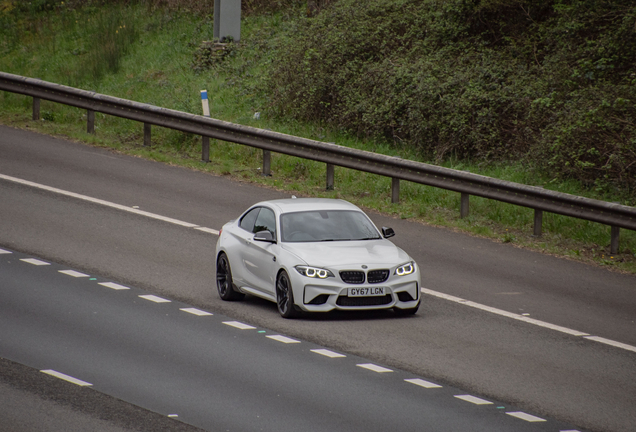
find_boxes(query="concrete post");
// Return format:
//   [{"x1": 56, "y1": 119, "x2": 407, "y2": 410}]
[{"x1": 214, "y1": 0, "x2": 241, "y2": 42}]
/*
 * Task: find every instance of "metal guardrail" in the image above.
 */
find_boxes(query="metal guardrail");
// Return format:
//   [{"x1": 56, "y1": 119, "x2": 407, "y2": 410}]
[{"x1": 1, "y1": 71, "x2": 634, "y2": 253}]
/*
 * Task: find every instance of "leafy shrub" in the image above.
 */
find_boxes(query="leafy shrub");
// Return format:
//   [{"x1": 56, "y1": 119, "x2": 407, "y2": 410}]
[{"x1": 262, "y1": 0, "x2": 636, "y2": 198}]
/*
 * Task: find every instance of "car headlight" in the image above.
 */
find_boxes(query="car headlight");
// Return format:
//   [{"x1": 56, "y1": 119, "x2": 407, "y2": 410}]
[
  {"x1": 395, "y1": 262, "x2": 415, "y2": 276},
  {"x1": 295, "y1": 266, "x2": 334, "y2": 279}
]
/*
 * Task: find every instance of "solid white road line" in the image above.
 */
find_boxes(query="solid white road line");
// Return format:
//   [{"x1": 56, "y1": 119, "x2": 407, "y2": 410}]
[
  {"x1": 584, "y1": 336, "x2": 636, "y2": 353},
  {"x1": 421, "y1": 287, "x2": 636, "y2": 353},
  {"x1": 506, "y1": 411, "x2": 546, "y2": 422},
  {"x1": 223, "y1": 321, "x2": 256, "y2": 330},
  {"x1": 421, "y1": 287, "x2": 590, "y2": 337},
  {"x1": 41, "y1": 370, "x2": 92, "y2": 386},
  {"x1": 20, "y1": 258, "x2": 50, "y2": 266},
  {"x1": 98, "y1": 282, "x2": 131, "y2": 290},
  {"x1": 139, "y1": 294, "x2": 171, "y2": 303},
  {"x1": 267, "y1": 335, "x2": 301, "y2": 344},
  {"x1": 311, "y1": 349, "x2": 346, "y2": 358},
  {"x1": 59, "y1": 270, "x2": 89, "y2": 278},
  {"x1": 405, "y1": 378, "x2": 443, "y2": 389},
  {"x1": 357, "y1": 363, "x2": 393, "y2": 373},
  {"x1": 194, "y1": 227, "x2": 220, "y2": 235},
  {"x1": 454, "y1": 395, "x2": 493, "y2": 405},
  {"x1": 180, "y1": 308, "x2": 213, "y2": 316},
  {"x1": 0, "y1": 173, "x2": 206, "y2": 230}
]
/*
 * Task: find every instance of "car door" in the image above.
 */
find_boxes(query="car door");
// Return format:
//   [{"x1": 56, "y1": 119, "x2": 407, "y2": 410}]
[
  {"x1": 227, "y1": 207, "x2": 261, "y2": 287},
  {"x1": 243, "y1": 207, "x2": 280, "y2": 295}
]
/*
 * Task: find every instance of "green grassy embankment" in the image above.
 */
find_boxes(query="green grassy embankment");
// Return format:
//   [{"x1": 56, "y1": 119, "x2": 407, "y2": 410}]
[{"x1": 0, "y1": 0, "x2": 634, "y2": 272}]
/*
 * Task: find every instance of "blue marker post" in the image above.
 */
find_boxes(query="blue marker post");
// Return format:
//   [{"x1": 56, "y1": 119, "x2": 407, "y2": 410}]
[{"x1": 201, "y1": 90, "x2": 210, "y2": 162}]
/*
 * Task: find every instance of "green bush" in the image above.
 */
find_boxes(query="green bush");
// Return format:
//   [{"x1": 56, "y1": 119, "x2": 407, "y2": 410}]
[{"x1": 263, "y1": 0, "x2": 636, "y2": 200}]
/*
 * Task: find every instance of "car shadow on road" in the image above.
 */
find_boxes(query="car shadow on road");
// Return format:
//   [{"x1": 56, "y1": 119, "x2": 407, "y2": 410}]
[{"x1": 241, "y1": 294, "x2": 419, "y2": 322}]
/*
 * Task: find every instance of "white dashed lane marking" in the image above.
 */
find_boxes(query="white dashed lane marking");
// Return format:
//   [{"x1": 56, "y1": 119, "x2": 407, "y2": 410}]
[
  {"x1": 267, "y1": 335, "x2": 301, "y2": 344},
  {"x1": 357, "y1": 363, "x2": 393, "y2": 373},
  {"x1": 311, "y1": 349, "x2": 346, "y2": 358},
  {"x1": 98, "y1": 282, "x2": 131, "y2": 290},
  {"x1": 180, "y1": 308, "x2": 213, "y2": 316},
  {"x1": 0, "y1": 248, "x2": 12, "y2": 254},
  {"x1": 59, "y1": 270, "x2": 89, "y2": 278},
  {"x1": 3, "y1": 252, "x2": 586, "y2": 430},
  {"x1": 20, "y1": 258, "x2": 50, "y2": 266},
  {"x1": 41, "y1": 370, "x2": 92, "y2": 386},
  {"x1": 454, "y1": 395, "x2": 493, "y2": 405},
  {"x1": 139, "y1": 294, "x2": 171, "y2": 303},
  {"x1": 223, "y1": 321, "x2": 256, "y2": 330},
  {"x1": 405, "y1": 378, "x2": 443, "y2": 389},
  {"x1": 506, "y1": 411, "x2": 546, "y2": 422}
]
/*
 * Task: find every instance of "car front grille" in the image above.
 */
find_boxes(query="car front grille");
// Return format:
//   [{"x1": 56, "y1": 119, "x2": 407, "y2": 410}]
[
  {"x1": 336, "y1": 294, "x2": 393, "y2": 307},
  {"x1": 367, "y1": 270, "x2": 389, "y2": 284},
  {"x1": 339, "y1": 271, "x2": 365, "y2": 284},
  {"x1": 339, "y1": 269, "x2": 389, "y2": 284}
]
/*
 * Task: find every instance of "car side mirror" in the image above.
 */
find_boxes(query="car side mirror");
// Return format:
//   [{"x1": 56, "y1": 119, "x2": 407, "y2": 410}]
[
  {"x1": 382, "y1": 227, "x2": 395, "y2": 238},
  {"x1": 254, "y1": 230, "x2": 276, "y2": 243}
]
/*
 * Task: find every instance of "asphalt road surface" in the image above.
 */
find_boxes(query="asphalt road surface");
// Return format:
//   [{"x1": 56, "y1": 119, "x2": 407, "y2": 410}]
[
  {"x1": 0, "y1": 248, "x2": 581, "y2": 432},
  {"x1": 1, "y1": 125, "x2": 635, "y2": 431}
]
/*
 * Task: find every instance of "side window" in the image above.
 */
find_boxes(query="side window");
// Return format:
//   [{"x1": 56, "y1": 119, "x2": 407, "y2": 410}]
[
  {"x1": 239, "y1": 208, "x2": 260, "y2": 232},
  {"x1": 253, "y1": 208, "x2": 276, "y2": 236}
]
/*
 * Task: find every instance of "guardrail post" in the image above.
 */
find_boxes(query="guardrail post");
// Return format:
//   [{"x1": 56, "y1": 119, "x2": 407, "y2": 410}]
[
  {"x1": 202, "y1": 136, "x2": 210, "y2": 162},
  {"x1": 460, "y1": 193, "x2": 469, "y2": 218},
  {"x1": 611, "y1": 226, "x2": 620, "y2": 254},
  {"x1": 326, "y1": 163, "x2": 334, "y2": 190},
  {"x1": 391, "y1": 178, "x2": 400, "y2": 203},
  {"x1": 87, "y1": 110, "x2": 95, "y2": 134},
  {"x1": 32, "y1": 97, "x2": 40, "y2": 120},
  {"x1": 144, "y1": 123, "x2": 151, "y2": 146},
  {"x1": 533, "y1": 209, "x2": 543, "y2": 237},
  {"x1": 262, "y1": 150, "x2": 271, "y2": 176}
]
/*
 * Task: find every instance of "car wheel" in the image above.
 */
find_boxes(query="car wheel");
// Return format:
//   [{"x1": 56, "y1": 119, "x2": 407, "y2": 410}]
[
  {"x1": 216, "y1": 253, "x2": 244, "y2": 301},
  {"x1": 276, "y1": 271, "x2": 298, "y2": 318},
  {"x1": 394, "y1": 301, "x2": 420, "y2": 316}
]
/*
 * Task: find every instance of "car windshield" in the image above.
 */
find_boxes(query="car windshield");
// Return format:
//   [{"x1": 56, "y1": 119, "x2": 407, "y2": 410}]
[{"x1": 280, "y1": 210, "x2": 381, "y2": 243}]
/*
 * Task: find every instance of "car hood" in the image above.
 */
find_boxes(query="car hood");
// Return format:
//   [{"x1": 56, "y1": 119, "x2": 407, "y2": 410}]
[{"x1": 281, "y1": 240, "x2": 410, "y2": 268}]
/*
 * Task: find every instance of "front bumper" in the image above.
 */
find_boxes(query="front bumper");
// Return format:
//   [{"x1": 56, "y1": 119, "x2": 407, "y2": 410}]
[{"x1": 292, "y1": 272, "x2": 420, "y2": 312}]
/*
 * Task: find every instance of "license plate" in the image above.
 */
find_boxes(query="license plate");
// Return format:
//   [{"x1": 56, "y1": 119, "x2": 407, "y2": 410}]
[{"x1": 349, "y1": 287, "x2": 385, "y2": 297}]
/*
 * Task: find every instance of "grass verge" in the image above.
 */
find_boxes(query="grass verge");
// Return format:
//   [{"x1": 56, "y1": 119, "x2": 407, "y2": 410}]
[{"x1": 1, "y1": 3, "x2": 634, "y2": 273}]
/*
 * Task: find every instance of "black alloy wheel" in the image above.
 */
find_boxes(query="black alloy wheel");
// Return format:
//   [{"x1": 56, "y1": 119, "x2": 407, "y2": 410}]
[
  {"x1": 216, "y1": 253, "x2": 244, "y2": 301},
  {"x1": 276, "y1": 271, "x2": 298, "y2": 318}
]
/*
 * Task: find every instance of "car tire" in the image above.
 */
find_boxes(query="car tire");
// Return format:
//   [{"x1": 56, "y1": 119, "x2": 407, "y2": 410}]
[
  {"x1": 216, "y1": 253, "x2": 244, "y2": 301},
  {"x1": 394, "y1": 301, "x2": 420, "y2": 316},
  {"x1": 276, "y1": 271, "x2": 299, "y2": 319}
]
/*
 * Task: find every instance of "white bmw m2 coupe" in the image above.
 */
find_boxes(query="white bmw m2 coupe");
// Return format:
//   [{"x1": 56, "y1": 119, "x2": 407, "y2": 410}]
[{"x1": 215, "y1": 198, "x2": 421, "y2": 318}]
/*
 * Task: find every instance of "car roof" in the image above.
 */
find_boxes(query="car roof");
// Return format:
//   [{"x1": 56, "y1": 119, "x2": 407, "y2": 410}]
[{"x1": 256, "y1": 198, "x2": 362, "y2": 213}]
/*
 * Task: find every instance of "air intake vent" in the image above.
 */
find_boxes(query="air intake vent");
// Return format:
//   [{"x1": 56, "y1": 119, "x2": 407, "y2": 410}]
[{"x1": 337, "y1": 294, "x2": 393, "y2": 307}]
